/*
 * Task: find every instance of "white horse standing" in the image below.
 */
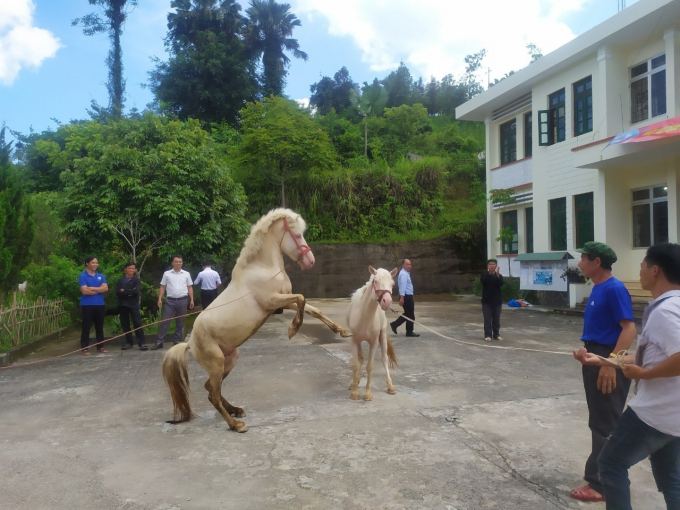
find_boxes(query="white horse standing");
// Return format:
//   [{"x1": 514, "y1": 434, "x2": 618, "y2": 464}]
[{"x1": 346, "y1": 266, "x2": 399, "y2": 401}]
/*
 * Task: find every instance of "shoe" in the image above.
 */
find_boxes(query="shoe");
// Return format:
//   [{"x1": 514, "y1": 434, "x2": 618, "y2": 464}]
[
  {"x1": 150, "y1": 343, "x2": 164, "y2": 350},
  {"x1": 390, "y1": 323, "x2": 398, "y2": 335},
  {"x1": 139, "y1": 345, "x2": 148, "y2": 351},
  {"x1": 485, "y1": 337, "x2": 492, "y2": 342},
  {"x1": 121, "y1": 344, "x2": 133, "y2": 350},
  {"x1": 569, "y1": 485, "x2": 605, "y2": 502},
  {"x1": 405, "y1": 332, "x2": 420, "y2": 337},
  {"x1": 495, "y1": 336, "x2": 504, "y2": 341}
]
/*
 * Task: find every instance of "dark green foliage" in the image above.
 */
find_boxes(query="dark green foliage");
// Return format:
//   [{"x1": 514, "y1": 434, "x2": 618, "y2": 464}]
[{"x1": 309, "y1": 67, "x2": 359, "y2": 115}]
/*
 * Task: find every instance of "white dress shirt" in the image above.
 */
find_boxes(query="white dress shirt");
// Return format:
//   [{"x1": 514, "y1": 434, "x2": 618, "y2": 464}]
[
  {"x1": 194, "y1": 267, "x2": 222, "y2": 290},
  {"x1": 160, "y1": 269, "x2": 193, "y2": 298}
]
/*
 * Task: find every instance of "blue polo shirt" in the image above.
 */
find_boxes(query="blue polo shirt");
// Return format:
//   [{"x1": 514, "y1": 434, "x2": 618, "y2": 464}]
[
  {"x1": 79, "y1": 271, "x2": 107, "y2": 306},
  {"x1": 581, "y1": 277, "x2": 634, "y2": 345}
]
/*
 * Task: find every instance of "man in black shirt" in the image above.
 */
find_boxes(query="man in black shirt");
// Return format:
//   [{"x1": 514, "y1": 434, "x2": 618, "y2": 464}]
[
  {"x1": 480, "y1": 258, "x2": 504, "y2": 342},
  {"x1": 116, "y1": 262, "x2": 148, "y2": 350}
]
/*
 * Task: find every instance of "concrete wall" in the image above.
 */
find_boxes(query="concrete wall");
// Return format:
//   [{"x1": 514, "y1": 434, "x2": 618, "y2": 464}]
[{"x1": 287, "y1": 237, "x2": 486, "y2": 298}]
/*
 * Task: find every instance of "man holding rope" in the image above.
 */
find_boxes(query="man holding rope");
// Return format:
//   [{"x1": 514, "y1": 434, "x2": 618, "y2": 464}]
[
  {"x1": 575, "y1": 243, "x2": 680, "y2": 509},
  {"x1": 570, "y1": 242, "x2": 637, "y2": 503}
]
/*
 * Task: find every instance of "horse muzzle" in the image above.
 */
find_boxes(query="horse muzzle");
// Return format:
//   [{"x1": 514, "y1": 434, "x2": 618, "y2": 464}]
[{"x1": 297, "y1": 251, "x2": 315, "y2": 270}]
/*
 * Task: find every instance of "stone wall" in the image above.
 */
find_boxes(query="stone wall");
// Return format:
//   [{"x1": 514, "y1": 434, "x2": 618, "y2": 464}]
[{"x1": 286, "y1": 236, "x2": 485, "y2": 298}]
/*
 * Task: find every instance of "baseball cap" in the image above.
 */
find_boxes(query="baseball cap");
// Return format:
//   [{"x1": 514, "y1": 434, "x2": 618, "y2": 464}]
[{"x1": 576, "y1": 242, "x2": 617, "y2": 265}]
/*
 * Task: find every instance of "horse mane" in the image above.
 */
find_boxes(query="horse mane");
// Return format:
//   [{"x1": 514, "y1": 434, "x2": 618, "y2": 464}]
[{"x1": 234, "y1": 208, "x2": 306, "y2": 271}]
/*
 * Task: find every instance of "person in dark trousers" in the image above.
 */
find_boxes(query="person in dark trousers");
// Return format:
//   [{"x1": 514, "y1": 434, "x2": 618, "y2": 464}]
[
  {"x1": 480, "y1": 258, "x2": 504, "y2": 342},
  {"x1": 79, "y1": 255, "x2": 109, "y2": 355},
  {"x1": 152, "y1": 255, "x2": 194, "y2": 349},
  {"x1": 390, "y1": 259, "x2": 420, "y2": 337},
  {"x1": 569, "y1": 241, "x2": 637, "y2": 504},
  {"x1": 116, "y1": 261, "x2": 147, "y2": 351},
  {"x1": 194, "y1": 261, "x2": 222, "y2": 310}
]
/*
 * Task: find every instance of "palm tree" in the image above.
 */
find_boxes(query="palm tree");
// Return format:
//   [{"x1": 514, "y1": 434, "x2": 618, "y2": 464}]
[
  {"x1": 166, "y1": 0, "x2": 244, "y2": 50},
  {"x1": 244, "y1": 0, "x2": 308, "y2": 97},
  {"x1": 350, "y1": 79, "x2": 387, "y2": 157}
]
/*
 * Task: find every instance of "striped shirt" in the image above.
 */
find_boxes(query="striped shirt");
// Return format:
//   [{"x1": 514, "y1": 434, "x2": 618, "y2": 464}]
[{"x1": 194, "y1": 267, "x2": 222, "y2": 290}]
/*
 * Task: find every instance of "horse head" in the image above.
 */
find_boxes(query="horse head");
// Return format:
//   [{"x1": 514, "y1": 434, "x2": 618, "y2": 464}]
[
  {"x1": 280, "y1": 215, "x2": 315, "y2": 270},
  {"x1": 369, "y1": 266, "x2": 398, "y2": 311}
]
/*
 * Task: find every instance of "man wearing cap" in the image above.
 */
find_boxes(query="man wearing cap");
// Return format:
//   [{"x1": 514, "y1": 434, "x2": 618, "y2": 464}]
[
  {"x1": 480, "y1": 258, "x2": 504, "y2": 342},
  {"x1": 194, "y1": 261, "x2": 222, "y2": 310},
  {"x1": 569, "y1": 241, "x2": 637, "y2": 503}
]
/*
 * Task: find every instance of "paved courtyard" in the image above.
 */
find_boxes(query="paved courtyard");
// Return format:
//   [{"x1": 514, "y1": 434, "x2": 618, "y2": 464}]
[{"x1": 0, "y1": 296, "x2": 664, "y2": 510}]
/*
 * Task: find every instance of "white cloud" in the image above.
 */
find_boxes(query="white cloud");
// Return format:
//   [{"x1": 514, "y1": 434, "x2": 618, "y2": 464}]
[
  {"x1": 291, "y1": 0, "x2": 587, "y2": 84},
  {"x1": 0, "y1": 0, "x2": 62, "y2": 85}
]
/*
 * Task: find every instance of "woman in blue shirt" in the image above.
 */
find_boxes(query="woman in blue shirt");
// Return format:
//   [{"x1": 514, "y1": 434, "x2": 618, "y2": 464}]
[{"x1": 79, "y1": 256, "x2": 109, "y2": 355}]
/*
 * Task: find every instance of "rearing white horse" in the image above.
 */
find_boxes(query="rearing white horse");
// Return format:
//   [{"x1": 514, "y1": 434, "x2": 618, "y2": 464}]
[{"x1": 346, "y1": 266, "x2": 399, "y2": 401}]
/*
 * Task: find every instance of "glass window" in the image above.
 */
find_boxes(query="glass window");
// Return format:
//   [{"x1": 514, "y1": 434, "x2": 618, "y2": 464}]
[
  {"x1": 631, "y1": 54, "x2": 666, "y2": 124},
  {"x1": 574, "y1": 192, "x2": 594, "y2": 249},
  {"x1": 573, "y1": 77, "x2": 593, "y2": 136},
  {"x1": 501, "y1": 210, "x2": 518, "y2": 254},
  {"x1": 550, "y1": 197, "x2": 567, "y2": 251},
  {"x1": 632, "y1": 185, "x2": 668, "y2": 247},
  {"x1": 525, "y1": 207, "x2": 534, "y2": 253},
  {"x1": 500, "y1": 119, "x2": 517, "y2": 165},
  {"x1": 524, "y1": 112, "x2": 532, "y2": 158},
  {"x1": 549, "y1": 89, "x2": 566, "y2": 143}
]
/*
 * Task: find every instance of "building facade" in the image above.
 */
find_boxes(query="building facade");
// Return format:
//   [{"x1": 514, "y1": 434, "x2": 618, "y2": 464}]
[{"x1": 457, "y1": 0, "x2": 680, "y2": 304}]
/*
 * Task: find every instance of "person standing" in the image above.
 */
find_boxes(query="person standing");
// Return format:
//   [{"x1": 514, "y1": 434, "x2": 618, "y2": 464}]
[
  {"x1": 574, "y1": 243, "x2": 680, "y2": 509},
  {"x1": 390, "y1": 259, "x2": 420, "y2": 337},
  {"x1": 79, "y1": 256, "x2": 109, "y2": 355},
  {"x1": 569, "y1": 242, "x2": 637, "y2": 503},
  {"x1": 152, "y1": 255, "x2": 194, "y2": 350},
  {"x1": 480, "y1": 258, "x2": 504, "y2": 342},
  {"x1": 116, "y1": 261, "x2": 147, "y2": 351},
  {"x1": 194, "y1": 261, "x2": 222, "y2": 310}
]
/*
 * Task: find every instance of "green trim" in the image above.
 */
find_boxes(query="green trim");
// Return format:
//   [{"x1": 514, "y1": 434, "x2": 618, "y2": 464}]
[{"x1": 513, "y1": 252, "x2": 574, "y2": 261}]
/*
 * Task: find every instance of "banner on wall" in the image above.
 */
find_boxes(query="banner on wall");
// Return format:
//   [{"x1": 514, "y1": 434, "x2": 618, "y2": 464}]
[{"x1": 607, "y1": 115, "x2": 680, "y2": 146}]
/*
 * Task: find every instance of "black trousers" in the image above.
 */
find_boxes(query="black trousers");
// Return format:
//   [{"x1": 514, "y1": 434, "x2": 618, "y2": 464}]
[
  {"x1": 119, "y1": 305, "x2": 145, "y2": 346},
  {"x1": 81, "y1": 305, "x2": 105, "y2": 350},
  {"x1": 201, "y1": 289, "x2": 218, "y2": 310},
  {"x1": 391, "y1": 295, "x2": 415, "y2": 333},
  {"x1": 582, "y1": 341, "x2": 631, "y2": 494},
  {"x1": 482, "y1": 303, "x2": 502, "y2": 338}
]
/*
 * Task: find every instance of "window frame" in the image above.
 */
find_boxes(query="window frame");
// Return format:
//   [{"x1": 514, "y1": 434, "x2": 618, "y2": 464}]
[
  {"x1": 573, "y1": 76, "x2": 593, "y2": 137},
  {"x1": 574, "y1": 192, "x2": 594, "y2": 249},
  {"x1": 525, "y1": 207, "x2": 534, "y2": 254},
  {"x1": 630, "y1": 53, "x2": 667, "y2": 125},
  {"x1": 499, "y1": 119, "x2": 517, "y2": 166},
  {"x1": 550, "y1": 197, "x2": 567, "y2": 251},
  {"x1": 549, "y1": 88, "x2": 566, "y2": 144},
  {"x1": 631, "y1": 184, "x2": 668, "y2": 248},
  {"x1": 501, "y1": 209, "x2": 519, "y2": 254},
  {"x1": 524, "y1": 112, "x2": 532, "y2": 157}
]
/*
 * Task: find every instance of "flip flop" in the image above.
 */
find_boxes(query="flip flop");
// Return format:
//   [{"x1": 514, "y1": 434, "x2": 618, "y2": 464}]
[
  {"x1": 569, "y1": 485, "x2": 605, "y2": 502},
  {"x1": 97, "y1": 348, "x2": 109, "y2": 354},
  {"x1": 81, "y1": 351, "x2": 90, "y2": 356}
]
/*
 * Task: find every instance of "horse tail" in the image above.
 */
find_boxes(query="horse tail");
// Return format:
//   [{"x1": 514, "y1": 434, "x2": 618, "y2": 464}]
[
  {"x1": 162, "y1": 343, "x2": 193, "y2": 423},
  {"x1": 386, "y1": 337, "x2": 398, "y2": 370}
]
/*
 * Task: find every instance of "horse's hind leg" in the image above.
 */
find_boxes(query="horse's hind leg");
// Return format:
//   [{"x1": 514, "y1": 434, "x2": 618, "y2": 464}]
[
  {"x1": 349, "y1": 341, "x2": 362, "y2": 400},
  {"x1": 203, "y1": 348, "x2": 245, "y2": 418},
  {"x1": 364, "y1": 341, "x2": 378, "y2": 401},
  {"x1": 202, "y1": 346, "x2": 247, "y2": 432}
]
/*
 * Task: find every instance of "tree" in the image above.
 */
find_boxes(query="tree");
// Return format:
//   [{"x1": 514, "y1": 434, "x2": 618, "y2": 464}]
[
  {"x1": 462, "y1": 49, "x2": 487, "y2": 101},
  {"x1": 149, "y1": 0, "x2": 258, "y2": 126},
  {"x1": 382, "y1": 62, "x2": 414, "y2": 108},
  {"x1": 526, "y1": 43, "x2": 543, "y2": 63},
  {"x1": 51, "y1": 114, "x2": 250, "y2": 276},
  {"x1": 350, "y1": 79, "x2": 388, "y2": 157},
  {"x1": 309, "y1": 67, "x2": 359, "y2": 115},
  {"x1": 72, "y1": 0, "x2": 138, "y2": 119},
  {"x1": 383, "y1": 103, "x2": 429, "y2": 145},
  {"x1": 244, "y1": 0, "x2": 308, "y2": 97},
  {"x1": 238, "y1": 96, "x2": 337, "y2": 208},
  {"x1": 0, "y1": 127, "x2": 35, "y2": 293}
]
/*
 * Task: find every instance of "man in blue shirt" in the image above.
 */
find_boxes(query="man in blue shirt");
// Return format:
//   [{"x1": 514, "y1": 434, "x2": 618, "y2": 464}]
[
  {"x1": 569, "y1": 242, "x2": 636, "y2": 503},
  {"x1": 390, "y1": 259, "x2": 420, "y2": 337},
  {"x1": 79, "y1": 256, "x2": 109, "y2": 355}
]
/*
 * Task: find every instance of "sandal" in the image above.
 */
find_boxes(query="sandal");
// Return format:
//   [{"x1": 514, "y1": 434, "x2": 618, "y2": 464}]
[
  {"x1": 569, "y1": 485, "x2": 605, "y2": 502},
  {"x1": 81, "y1": 350, "x2": 91, "y2": 356},
  {"x1": 97, "y1": 348, "x2": 109, "y2": 354}
]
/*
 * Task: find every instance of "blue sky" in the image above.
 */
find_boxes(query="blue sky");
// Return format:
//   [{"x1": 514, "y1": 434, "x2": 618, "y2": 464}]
[{"x1": 0, "y1": 0, "x2": 637, "y2": 140}]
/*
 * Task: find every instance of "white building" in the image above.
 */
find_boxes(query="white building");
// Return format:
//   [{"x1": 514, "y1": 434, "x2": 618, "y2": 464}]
[{"x1": 456, "y1": 0, "x2": 680, "y2": 306}]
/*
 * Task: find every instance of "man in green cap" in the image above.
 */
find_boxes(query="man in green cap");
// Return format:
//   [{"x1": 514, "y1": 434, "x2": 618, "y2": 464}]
[
  {"x1": 480, "y1": 258, "x2": 504, "y2": 342},
  {"x1": 569, "y1": 241, "x2": 637, "y2": 503}
]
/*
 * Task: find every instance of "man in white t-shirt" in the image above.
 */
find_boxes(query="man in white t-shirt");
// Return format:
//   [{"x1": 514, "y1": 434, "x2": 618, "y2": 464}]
[
  {"x1": 574, "y1": 243, "x2": 680, "y2": 509},
  {"x1": 152, "y1": 255, "x2": 194, "y2": 349}
]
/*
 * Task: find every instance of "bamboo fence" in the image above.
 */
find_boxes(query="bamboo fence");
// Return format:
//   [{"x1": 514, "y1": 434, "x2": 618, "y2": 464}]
[{"x1": 0, "y1": 293, "x2": 70, "y2": 349}]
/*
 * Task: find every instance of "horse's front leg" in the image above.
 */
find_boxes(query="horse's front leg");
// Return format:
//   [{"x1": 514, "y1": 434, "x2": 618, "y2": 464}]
[
  {"x1": 264, "y1": 293, "x2": 306, "y2": 338},
  {"x1": 349, "y1": 340, "x2": 362, "y2": 400},
  {"x1": 283, "y1": 303, "x2": 352, "y2": 337},
  {"x1": 364, "y1": 340, "x2": 379, "y2": 401},
  {"x1": 380, "y1": 329, "x2": 396, "y2": 395}
]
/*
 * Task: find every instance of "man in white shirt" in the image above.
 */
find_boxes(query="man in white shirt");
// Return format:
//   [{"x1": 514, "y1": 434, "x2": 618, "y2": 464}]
[
  {"x1": 152, "y1": 255, "x2": 194, "y2": 349},
  {"x1": 194, "y1": 261, "x2": 222, "y2": 310},
  {"x1": 389, "y1": 259, "x2": 420, "y2": 337},
  {"x1": 574, "y1": 243, "x2": 680, "y2": 509}
]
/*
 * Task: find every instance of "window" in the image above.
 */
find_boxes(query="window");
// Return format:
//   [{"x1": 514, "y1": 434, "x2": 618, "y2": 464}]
[
  {"x1": 500, "y1": 119, "x2": 516, "y2": 165},
  {"x1": 501, "y1": 210, "x2": 518, "y2": 254},
  {"x1": 631, "y1": 54, "x2": 666, "y2": 124},
  {"x1": 526, "y1": 207, "x2": 534, "y2": 253},
  {"x1": 524, "y1": 112, "x2": 532, "y2": 157},
  {"x1": 550, "y1": 198, "x2": 567, "y2": 251},
  {"x1": 573, "y1": 77, "x2": 592, "y2": 136},
  {"x1": 632, "y1": 185, "x2": 668, "y2": 247},
  {"x1": 538, "y1": 89, "x2": 565, "y2": 146},
  {"x1": 574, "y1": 192, "x2": 594, "y2": 249}
]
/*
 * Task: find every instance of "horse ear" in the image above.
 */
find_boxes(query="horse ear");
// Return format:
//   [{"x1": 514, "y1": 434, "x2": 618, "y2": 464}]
[
  {"x1": 369, "y1": 265, "x2": 377, "y2": 275},
  {"x1": 390, "y1": 267, "x2": 398, "y2": 277}
]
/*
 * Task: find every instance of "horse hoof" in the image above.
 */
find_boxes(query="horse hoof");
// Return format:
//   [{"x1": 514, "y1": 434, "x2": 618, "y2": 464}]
[
  {"x1": 340, "y1": 328, "x2": 352, "y2": 338},
  {"x1": 364, "y1": 393, "x2": 373, "y2": 401},
  {"x1": 234, "y1": 421, "x2": 248, "y2": 433},
  {"x1": 288, "y1": 326, "x2": 299, "y2": 339},
  {"x1": 387, "y1": 387, "x2": 397, "y2": 395},
  {"x1": 350, "y1": 392, "x2": 360, "y2": 400}
]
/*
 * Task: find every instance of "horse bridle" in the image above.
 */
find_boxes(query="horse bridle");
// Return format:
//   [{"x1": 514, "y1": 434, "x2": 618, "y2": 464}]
[
  {"x1": 372, "y1": 279, "x2": 392, "y2": 302},
  {"x1": 280, "y1": 218, "x2": 312, "y2": 262}
]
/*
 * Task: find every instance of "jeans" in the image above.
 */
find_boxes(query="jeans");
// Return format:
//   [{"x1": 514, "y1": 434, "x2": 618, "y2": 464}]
[
  {"x1": 598, "y1": 407, "x2": 680, "y2": 510},
  {"x1": 482, "y1": 303, "x2": 502, "y2": 338},
  {"x1": 81, "y1": 305, "x2": 105, "y2": 350}
]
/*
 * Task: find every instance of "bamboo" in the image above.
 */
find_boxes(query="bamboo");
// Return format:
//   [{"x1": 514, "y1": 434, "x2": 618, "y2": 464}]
[{"x1": 0, "y1": 295, "x2": 69, "y2": 348}]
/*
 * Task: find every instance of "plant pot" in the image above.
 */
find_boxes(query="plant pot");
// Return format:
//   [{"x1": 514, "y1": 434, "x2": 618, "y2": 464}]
[{"x1": 567, "y1": 275, "x2": 585, "y2": 283}]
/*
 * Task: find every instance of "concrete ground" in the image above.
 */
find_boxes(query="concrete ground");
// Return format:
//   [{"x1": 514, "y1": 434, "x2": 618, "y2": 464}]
[{"x1": 0, "y1": 296, "x2": 664, "y2": 510}]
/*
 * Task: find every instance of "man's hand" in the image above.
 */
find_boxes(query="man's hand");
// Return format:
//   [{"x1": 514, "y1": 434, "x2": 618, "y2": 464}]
[
  {"x1": 189, "y1": 300, "x2": 195, "y2": 310},
  {"x1": 597, "y1": 366, "x2": 617, "y2": 394},
  {"x1": 622, "y1": 363, "x2": 646, "y2": 380},
  {"x1": 573, "y1": 347, "x2": 605, "y2": 366},
  {"x1": 495, "y1": 266, "x2": 500, "y2": 275},
  {"x1": 399, "y1": 296, "x2": 404, "y2": 307},
  {"x1": 157, "y1": 299, "x2": 162, "y2": 308}
]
